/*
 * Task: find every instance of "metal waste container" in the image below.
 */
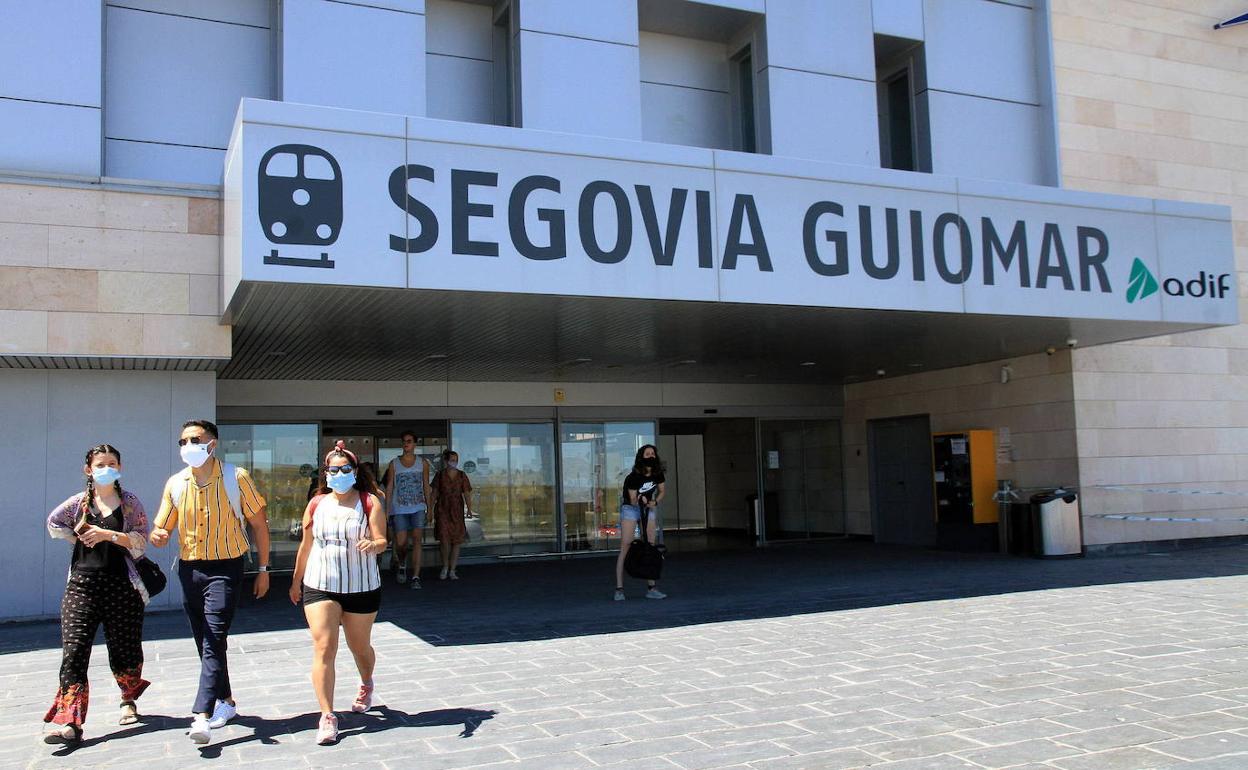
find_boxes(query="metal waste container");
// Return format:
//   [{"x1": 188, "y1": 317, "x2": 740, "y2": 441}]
[{"x1": 1030, "y1": 489, "x2": 1082, "y2": 557}]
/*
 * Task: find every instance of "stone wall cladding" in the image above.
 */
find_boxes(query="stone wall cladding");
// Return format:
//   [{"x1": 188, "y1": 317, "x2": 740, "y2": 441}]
[{"x1": 1052, "y1": 0, "x2": 1248, "y2": 544}]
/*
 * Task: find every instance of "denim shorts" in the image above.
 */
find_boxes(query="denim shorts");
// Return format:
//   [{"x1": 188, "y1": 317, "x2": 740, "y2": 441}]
[
  {"x1": 390, "y1": 509, "x2": 427, "y2": 531},
  {"x1": 620, "y1": 505, "x2": 660, "y2": 523}
]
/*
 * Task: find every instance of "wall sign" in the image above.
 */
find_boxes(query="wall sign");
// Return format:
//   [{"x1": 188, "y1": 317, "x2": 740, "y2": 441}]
[{"x1": 224, "y1": 101, "x2": 1238, "y2": 327}]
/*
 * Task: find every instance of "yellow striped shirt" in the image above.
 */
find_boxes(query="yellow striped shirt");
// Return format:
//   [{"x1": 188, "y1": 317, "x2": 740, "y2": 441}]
[{"x1": 154, "y1": 458, "x2": 266, "y2": 561}]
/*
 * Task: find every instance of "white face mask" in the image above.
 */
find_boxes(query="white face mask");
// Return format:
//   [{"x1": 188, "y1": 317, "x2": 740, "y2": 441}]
[
  {"x1": 180, "y1": 442, "x2": 211, "y2": 468},
  {"x1": 92, "y1": 466, "x2": 121, "y2": 486},
  {"x1": 327, "y1": 472, "x2": 356, "y2": 494}
]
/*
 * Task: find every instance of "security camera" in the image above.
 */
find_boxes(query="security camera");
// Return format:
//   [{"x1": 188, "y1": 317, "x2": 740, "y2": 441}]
[
  {"x1": 1066, "y1": 338, "x2": 1078, "y2": 348},
  {"x1": 1045, "y1": 346, "x2": 1056, "y2": 356}
]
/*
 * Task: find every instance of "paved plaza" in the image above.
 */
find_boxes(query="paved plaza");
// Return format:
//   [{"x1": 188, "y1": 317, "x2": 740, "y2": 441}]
[{"x1": 5, "y1": 540, "x2": 1248, "y2": 769}]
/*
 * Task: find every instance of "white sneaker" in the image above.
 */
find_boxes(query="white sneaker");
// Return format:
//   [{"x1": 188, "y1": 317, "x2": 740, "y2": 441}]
[
  {"x1": 449, "y1": 569, "x2": 459, "y2": 580},
  {"x1": 439, "y1": 567, "x2": 448, "y2": 580},
  {"x1": 316, "y1": 712, "x2": 339, "y2": 745},
  {"x1": 188, "y1": 715, "x2": 211, "y2": 744},
  {"x1": 208, "y1": 700, "x2": 236, "y2": 728},
  {"x1": 645, "y1": 588, "x2": 667, "y2": 599},
  {"x1": 397, "y1": 564, "x2": 407, "y2": 584},
  {"x1": 351, "y1": 683, "x2": 376, "y2": 713},
  {"x1": 613, "y1": 589, "x2": 626, "y2": 601}
]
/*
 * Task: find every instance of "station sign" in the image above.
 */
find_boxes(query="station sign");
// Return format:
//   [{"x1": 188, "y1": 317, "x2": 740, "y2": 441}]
[{"x1": 224, "y1": 100, "x2": 1237, "y2": 326}]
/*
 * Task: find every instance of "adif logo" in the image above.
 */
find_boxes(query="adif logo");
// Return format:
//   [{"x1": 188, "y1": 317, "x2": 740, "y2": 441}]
[
  {"x1": 1126, "y1": 258, "x2": 1231, "y2": 303},
  {"x1": 1126, "y1": 258, "x2": 1158, "y2": 303},
  {"x1": 259, "y1": 144, "x2": 342, "y2": 269}
]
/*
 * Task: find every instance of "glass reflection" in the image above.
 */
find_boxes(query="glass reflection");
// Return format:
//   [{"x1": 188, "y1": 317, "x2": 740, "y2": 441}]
[
  {"x1": 218, "y1": 423, "x2": 319, "y2": 570},
  {"x1": 561, "y1": 421, "x2": 655, "y2": 551},
  {"x1": 449, "y1": 422, "x2": 557, "y2": 555}
]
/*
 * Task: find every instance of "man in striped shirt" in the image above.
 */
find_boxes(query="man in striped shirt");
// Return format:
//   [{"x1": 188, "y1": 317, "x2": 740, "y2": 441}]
[{"x1": 150, "y1": 419, "x2": 271, "y2": 745}]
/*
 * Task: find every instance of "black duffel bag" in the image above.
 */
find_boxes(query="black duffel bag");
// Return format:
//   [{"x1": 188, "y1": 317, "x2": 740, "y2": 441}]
[{"x1": 623, "y1": 508, "x2": 666, "y2": 581}]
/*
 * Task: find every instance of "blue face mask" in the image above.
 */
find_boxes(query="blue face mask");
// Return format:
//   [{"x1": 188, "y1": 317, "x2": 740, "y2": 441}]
[
  {"x1": 327, "y1": 472, "x2": 356, "y2": 494},
  {"x1": 92, "y1": 466, "x2": 121, "y2": 486}
]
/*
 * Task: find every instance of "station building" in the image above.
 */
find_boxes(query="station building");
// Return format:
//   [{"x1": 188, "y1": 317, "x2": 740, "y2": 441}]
[{"x1": 1, "y1": 0, "x2": 1244, "y2": 620}]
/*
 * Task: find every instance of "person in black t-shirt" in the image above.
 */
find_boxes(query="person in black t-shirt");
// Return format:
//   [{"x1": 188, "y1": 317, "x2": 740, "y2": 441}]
[{"x1": 614, "y1": 444, "x2": 667, "y2": 601}]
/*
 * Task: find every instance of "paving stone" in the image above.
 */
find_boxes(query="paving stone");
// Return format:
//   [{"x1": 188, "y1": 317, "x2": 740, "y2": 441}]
[
  {"x1": 862, "y1": 757, "x2": 985, "y2": 770},
  {"x1": 747, "y1": 747, "x2": 881, "y2": 769},
  {"x1": 1049, "y1": 746, "x2": 1178, "y2": 770},
  {"x1": 666, "y1": 740, "x2": 793, "y2": 769},
  {"x1": 862, "y1": 732, "x2": 986, "y2": 761},
  {"x1": 10, "y1": 543, "x2": 1248, "y2": 769},
  {"x1": 955, "y1": 737, "x2": 1084, "y2": 766},
  {"x1": 1149, "y1": 731, "x2": 1248, "y2": 761}
]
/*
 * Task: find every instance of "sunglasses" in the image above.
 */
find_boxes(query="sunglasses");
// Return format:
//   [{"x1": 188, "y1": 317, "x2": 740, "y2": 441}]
[
  {"x1": 324, "y1": 465, "x2": 355, "y2": 475},
  {"x1": 177, "y1": 437, "x2": 210, "y2": 446}
]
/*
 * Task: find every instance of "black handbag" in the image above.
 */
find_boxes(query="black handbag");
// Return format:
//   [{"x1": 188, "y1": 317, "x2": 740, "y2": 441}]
[
  {"x1": 623, "y1": 507, "x2": 666, "y2": 581},
  {"x1": 135, "y1": 557, "x2": 167, "y2": 598}
]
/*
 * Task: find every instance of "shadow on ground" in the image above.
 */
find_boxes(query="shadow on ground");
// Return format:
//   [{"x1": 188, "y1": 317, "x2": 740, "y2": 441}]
[
  {"x1": 7, "y1": 539, "x2": 1248, "y2": 653},
  {"x1": 41, "y1": 707, "x2": 496, "y2": 758}
]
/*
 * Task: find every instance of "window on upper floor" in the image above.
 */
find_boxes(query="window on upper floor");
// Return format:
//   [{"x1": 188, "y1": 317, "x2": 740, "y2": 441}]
[
  {"x1": 637, "y1": 0, "x2": 764, "y2": 153},
  {"x1": 103, "y1": 0, "x2": 274, "y2": 185},
  {"x1": 426, "y1": 0, "x2": 519, "y2": 127},
  {"x1": 730, "y1": 44, "x2": 757, "y2": 154},
  {"x1": 875, "y1": 35, "x2": 930, "y2": 173}
]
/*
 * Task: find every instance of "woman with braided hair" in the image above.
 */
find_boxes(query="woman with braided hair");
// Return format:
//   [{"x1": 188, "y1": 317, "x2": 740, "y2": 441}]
[{"x1": 43, "y1": 444, "x2": 152, "y2": 745}]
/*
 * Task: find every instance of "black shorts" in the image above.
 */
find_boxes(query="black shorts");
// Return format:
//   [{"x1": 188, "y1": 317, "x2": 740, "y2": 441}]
[{"x1": 302, "y1": 585, "x2": 382, "y2": 615}]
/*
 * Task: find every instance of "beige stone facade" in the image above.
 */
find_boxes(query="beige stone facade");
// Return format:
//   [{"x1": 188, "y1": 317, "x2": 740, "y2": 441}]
[
  {"x1": 1055, "y1": 0, "x2": 1248, "y2": 545},
  {"x1": 0, "y1": 182, "x2": 230, "y2": 361},
  {"x1": 843, "y1": 352, "x2": 1079, "y2": 536},
  {"x1": 841, "y1": 2, "x2": 1248, "y2": 547}
]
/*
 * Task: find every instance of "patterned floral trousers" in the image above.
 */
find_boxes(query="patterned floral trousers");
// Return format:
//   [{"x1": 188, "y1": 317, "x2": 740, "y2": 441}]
[{"x1": 45, "y1": 571, "x2": 149, "y2": 726}]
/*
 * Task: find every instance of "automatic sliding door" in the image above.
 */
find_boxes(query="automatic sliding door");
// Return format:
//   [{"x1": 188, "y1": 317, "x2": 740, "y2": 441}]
[
  {"x1": 219, "y1": 423, "x2": 320, "y2": 570},
  {"x1": 560, "y1": 421, "x2": 655, "y2": 551},
  {"x1": 450, "y1": 422, "x2": 556, "y2": 555},
  {"x1": 759, "y1": 419, "x2": 845, "y2": 541}
]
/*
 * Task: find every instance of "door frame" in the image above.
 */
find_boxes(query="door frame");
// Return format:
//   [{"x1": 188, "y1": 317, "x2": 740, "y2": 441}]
[
  {"x1": 867, "y1": 413, "x2": 934, "y2": 546},
  {"x1": 755, "y1": 417, "x2": 848, "y2": 546}
]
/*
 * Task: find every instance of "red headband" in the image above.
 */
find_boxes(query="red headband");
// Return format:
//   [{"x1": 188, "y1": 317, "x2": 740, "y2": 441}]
[{"x1": 324, "y1": 439, "x2": 359, "y2": 467}]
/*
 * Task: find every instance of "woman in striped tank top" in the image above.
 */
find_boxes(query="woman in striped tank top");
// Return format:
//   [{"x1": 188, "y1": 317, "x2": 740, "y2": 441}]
[{"x1": 289, "y1": 442, "x2": 387, "y2": 745}]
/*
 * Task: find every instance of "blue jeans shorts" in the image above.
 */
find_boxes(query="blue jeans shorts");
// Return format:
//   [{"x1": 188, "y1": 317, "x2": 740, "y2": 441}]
[
  {"x1": 390, "y1": 509, "x2": 427, "y2": 532},
  {"x1": 620, "y1": 505, "x2": 660, "y2": 536}
]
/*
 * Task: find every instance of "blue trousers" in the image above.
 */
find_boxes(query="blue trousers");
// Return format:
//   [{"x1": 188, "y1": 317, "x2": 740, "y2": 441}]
[{"x1": 178, "y1": 557, "x2": 244, "y2": 714}]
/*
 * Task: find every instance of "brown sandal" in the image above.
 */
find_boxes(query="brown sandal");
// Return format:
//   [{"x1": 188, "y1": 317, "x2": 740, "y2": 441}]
[
  {"x1": 43, "y1": 723, "x2": 82, "y2": 744},
  {"x1": 119, "y1": 701, "x2": 139, "y2": 725}
]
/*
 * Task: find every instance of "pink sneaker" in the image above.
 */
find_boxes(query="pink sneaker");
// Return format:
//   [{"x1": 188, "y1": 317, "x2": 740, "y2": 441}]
[
  {"x1": 315, "y1": 712, "x2": 338, "y2": 745},
  {"x1": 351, "y1": 683, "x2": 375, "y2": 713}
]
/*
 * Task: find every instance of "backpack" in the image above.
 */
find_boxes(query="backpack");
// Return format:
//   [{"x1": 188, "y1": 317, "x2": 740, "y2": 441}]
[
  {"x1": 171, "y1": 462, "x2": 246, "y2": 524},
  {"x1": 222, "y1": 463, "x2": 244, "y2": 525},
  {"x1": 623, "y1": 507, "x2": 666, "y2": 581}
]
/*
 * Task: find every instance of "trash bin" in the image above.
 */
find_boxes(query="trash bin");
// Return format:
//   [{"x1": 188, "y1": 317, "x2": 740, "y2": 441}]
[
  {"x1": 1030, "y1": 489, "x2": 1082, "y2": 558},
  {"x1": 1002, "y1": 501, "x2": 1034, "y2": 556},
  {"x1": 745, "y1": 492, "x2": 780, "y2": 539}
]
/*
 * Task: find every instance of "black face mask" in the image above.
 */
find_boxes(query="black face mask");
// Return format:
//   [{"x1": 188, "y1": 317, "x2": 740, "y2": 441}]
[{"x1": 642, "y1": 458, "x2": 658, "y2": 469}]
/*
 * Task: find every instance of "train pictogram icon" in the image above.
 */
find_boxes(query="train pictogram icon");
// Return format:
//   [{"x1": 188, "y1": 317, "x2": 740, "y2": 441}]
[{"x1": 258, "y1": 144, "x2": 342, "y2": 269}]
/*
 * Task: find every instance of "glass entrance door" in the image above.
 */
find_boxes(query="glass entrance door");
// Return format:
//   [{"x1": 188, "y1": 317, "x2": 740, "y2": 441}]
[
  {"x1": 758, "y1": 419, "x2": 845, "y2": 542},
  {"x1": 450, "y1": 422, "x2": 557, "y2": 556},
  {"x1": 560, "y1": 421, "x2": 655, "y2": 551},
  {"x1": 218, "y1": 423, "x2": 320, "y2": 570}
]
